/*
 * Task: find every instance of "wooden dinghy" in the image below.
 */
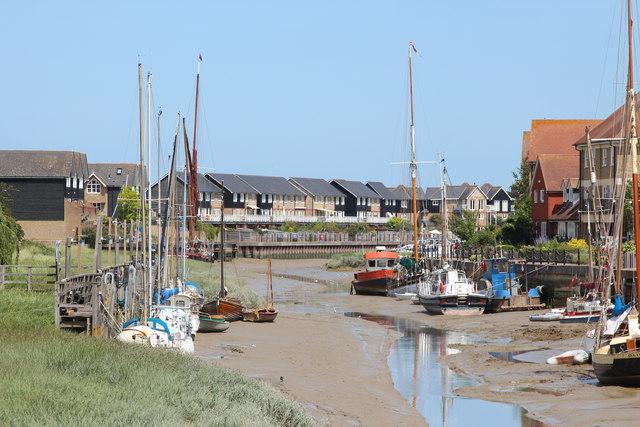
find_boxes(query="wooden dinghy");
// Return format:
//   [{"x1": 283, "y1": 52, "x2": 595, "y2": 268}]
[
  {"x1": 198, "y1": 313, "x2": 230, "y2": 332},
  {"x1": 201, "y1": 298, "x2": 244, "y2": 322},
  {"x1": 243, "y1": 257, "x2": 278, "y2": 322}
]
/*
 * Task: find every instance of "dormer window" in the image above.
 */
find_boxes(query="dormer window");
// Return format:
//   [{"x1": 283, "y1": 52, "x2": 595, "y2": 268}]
[
  {"x1": 87, "y1": 179, "x2": 101, "y2": 194},
  {"x1": 116, "y1": 168, "x2": 122, "y2": 175}
]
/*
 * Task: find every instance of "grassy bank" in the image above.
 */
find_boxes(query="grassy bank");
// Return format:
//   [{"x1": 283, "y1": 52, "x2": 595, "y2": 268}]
[
  {"x1": 0, "y1": 242, "x2": 312, "y2": 426},
  {"x1": 324, "y1": 252, "x2": 365, "y2": 270}
]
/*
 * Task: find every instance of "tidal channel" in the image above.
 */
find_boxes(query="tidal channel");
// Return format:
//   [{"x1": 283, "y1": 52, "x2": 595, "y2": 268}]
[{"x1": 266, "y1": 269, "x2": 546, "y2": 426}]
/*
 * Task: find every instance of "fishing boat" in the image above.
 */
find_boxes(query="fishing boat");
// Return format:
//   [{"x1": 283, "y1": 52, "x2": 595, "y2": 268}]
[
  {"x1": 242, "y1": 257, "x2": 278, "y2": 322},
  {"x1": 559, "y1": 291, "x2": 612, "y2": 324},
  {"x1": 417, "y1": 262, "x2": 488, "y2": 315},
  {"x1": 591, "y1": 0, "x2": 640, "y2": 386},
  {"x1": 478, "y1": 258, "x2": 545, "y2": 313},
  {"x1": 351, "y1": 248, "x2": 400, "y2": 296}
]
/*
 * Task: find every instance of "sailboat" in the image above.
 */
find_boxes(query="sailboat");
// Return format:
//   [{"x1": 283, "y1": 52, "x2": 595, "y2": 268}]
[
  {"x1": 352, "y1": 42, "x2": 427, "y2": 297},
  {"x1": 591, "y1": 0, "x2": 640, "y2": 386},
  {"x1": 242, "y1": 256, "x2": 279, "y2": 322},
  {"x1": 200, "y1": 180, "x2": 245, "y2": 321},
  {"x1": 417, "y1": 158, "x2": 488, "y2": 315}
]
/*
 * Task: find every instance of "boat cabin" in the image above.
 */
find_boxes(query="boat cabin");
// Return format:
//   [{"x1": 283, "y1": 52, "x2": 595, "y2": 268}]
[
  {"x1": 481, "y1": 258, "x2": 517, "y2": 298},
  {"x1": 364, "y1": 251, "x2": 398, "y2": 272}
]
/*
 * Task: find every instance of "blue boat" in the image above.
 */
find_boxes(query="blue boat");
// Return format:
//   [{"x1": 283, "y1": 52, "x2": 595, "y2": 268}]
[{"x1": 478, "y1": 258, "x2": 544, "y2": 313}]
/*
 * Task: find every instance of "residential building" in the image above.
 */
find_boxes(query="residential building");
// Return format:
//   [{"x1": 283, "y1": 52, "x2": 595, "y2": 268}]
[
  {"x1": 330, "y1": 179, "x2": 381, "y2": 220},
  {"x1": 573, "y1": 99, "x2": 633, "y2": 239},
  {"x1": 236, "y1": 174, "x2": 306, "y2": 216},
  {"x1": 531, "y1": 154, "x2": 579, "y2": 239},
  {"x1": 150, "y1": 172, "x2": 222, "y2": 220},
  {"x1": 366, "y1": 181, "x2": 398, "y2": 218},
  {"x1": 204, "y1": 173, "x2": 260, "y2": 216},
  {"x1": 479, "y1": 183, "x2": 513, "y2": 224},
  {"x1": 548, "y1": 178, "x2": 580, "y2": 240},
  {"x1": 0, "y1": 150, "x2": 89, "y2": 241},
  {"x1": 289, "y1": 177, "x2": 347, "y2": 216},
  {"x1": 85, "y1": 163, "x2": 141, "y2": 219},
  {"x1": 390, "y1": 184, "x2": 426, "y2": 223},
  {"x1": 424, "y1": 183, "x2": 489, "y2": 228}
]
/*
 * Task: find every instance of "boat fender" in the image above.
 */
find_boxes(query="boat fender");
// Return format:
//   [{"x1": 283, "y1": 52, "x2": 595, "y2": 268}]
[{"x1": 440, "y1": 282, "x2": 445, "y2": 293}]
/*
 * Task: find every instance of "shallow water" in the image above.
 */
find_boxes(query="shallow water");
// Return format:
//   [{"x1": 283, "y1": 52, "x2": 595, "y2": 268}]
[{"x1": 344, "y1": 313, "x2": 545, "y2": 427}]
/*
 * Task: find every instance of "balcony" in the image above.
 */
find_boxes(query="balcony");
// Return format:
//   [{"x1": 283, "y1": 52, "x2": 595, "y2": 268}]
[{"x1": 199, "y1": 214, "x2": 390, "y2": 225}]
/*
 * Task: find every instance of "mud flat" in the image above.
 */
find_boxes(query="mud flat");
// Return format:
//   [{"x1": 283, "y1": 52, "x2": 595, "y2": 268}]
[{"x1": 196, "y1": 258, "x2": 640, "y2": 426}]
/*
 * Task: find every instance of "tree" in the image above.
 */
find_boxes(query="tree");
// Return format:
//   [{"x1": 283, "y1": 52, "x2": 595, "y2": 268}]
[
  {"x1": 428, "y1": 214, "x2": 442, "y2": 228},
  {"x1": 387, "y1": 216, "x2": 409, "y2": 231},
  {"x1": 450, "y1": 210, "x2": 478, "y2": 243},
  {"x1": 347, "y1": 222, "x2": 370, "y2": 236},
  {"x1": 0, "y1": 184, "x2": 24, "y2": 264},
  {"x1": 501, "y1": 161, "x2": 533, "y2": 245},
  {"x1": 115, "y1": 187, "x2": 141, "y2": 222}
]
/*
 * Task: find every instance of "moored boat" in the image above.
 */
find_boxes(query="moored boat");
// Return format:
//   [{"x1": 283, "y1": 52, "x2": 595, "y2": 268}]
[
  {"x1": 242, "y1": 256, "x2": 278, "y2": 322},
  {"x1": 417, "y1": 263, "x2": 488, "y2": 315},
  {"x1": 198, "y1": 313, "x2": 230, "y2": 332},
  {"x1": 351, "y1": 249, "x2": 400, "y2": 296}
]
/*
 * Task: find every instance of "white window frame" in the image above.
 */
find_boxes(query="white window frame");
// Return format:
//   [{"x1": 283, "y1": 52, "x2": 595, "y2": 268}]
[
  {"x1": 602, "y1": 148, "x2": 608, "y2": 167},
  {"x1": 87, "y1": 179, "x2": 101, "y2": 194},
  {"x1": 540, "y1": 190, "x2": 545, "y2": 203},
  {"x1": 533, "y1": 190, "x2": 538, "y2": 203}
]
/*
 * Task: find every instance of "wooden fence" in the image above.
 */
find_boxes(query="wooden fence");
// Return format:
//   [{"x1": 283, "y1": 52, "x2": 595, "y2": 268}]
[{"x1": 0, "y1": 265, "x2": 60, "y2": 291}]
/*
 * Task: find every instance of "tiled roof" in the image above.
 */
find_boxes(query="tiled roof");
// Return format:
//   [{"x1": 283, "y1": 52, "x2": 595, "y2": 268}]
[
  {"x1": 88, "y1": 163, "x2": 141, "y2": 187},
  {"x1": 574, "y1": 94, "x2": 640, "y2": 145},
  {"x1": 548, "y1": 202, "x2": 579, "y2": 221},
  {"x1": 536, "y1": 154, "x2": 579, "y2": 192},
  {"x1": 331, "y1": 179, "x2": 380, "y2": 198},
  {"x1": 391, "y1": 184, "x2": 426, "y2": 200},
  {"x1": 206, "y1": 173, "x2": 258, "y2": 194},
  {"x1": 237, "y1": 174, "x2": 305, "y2": 196},
  {"x1": 289, "y1": 177, "x2": 346, "y2": 197},
  {"x1": 366, "y1": 181, "x2": 396, "y2": 199},
  {"x1": 0, "y1": 150, "x2": 88, "y2": 178},
  {"x1": 523, "y1": 119, "x2": 602, "y2": 164}
]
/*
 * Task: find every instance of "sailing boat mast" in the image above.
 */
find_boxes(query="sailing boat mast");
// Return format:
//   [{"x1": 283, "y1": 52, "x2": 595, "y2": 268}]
[
  {"x1": 146, "y1": 72, "x2": 153, "y2": 305},
  {"x1": 138, "y1": 63, "x2": 149, "y2": 320},
  {"x1": 219, "y1": 180, "x2": 226, "y2": 299},
  {"x1": 408, "y1": 42, "x2": 420, "y2": 261},
  {"x1": 188, "y1": 55, "x2": 202, "y2": 243},
  {"x1": 626, "y1": 0, "x2": 640, "y2": 306},
  {"x1": 440, "y1": 156, "x2": 448, "y2": 265}
]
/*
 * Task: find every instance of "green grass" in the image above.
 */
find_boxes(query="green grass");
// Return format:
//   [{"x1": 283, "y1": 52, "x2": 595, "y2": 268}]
[
  {"x1": 324, "y1": 252, "x2": 365, "y2": 270},
  {"x1": 0, "y1": 242, "x2": 313, "y2": 426}
]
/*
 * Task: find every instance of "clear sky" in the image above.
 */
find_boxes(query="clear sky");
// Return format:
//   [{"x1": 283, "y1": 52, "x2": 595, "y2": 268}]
[{"x1": 1, "y1": 1, "x2": 636, "y2": 191}]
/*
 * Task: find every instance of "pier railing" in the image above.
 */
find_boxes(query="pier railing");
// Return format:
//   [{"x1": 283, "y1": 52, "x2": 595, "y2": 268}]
[
  {"x1": 201, "y1": 214, "x2": 390, "y2": 225},
  {"x1": 0, "y1": 264, "x2": 60, "y2": 291},
  {"x1": 224, "y1": 230, "x2": 413, "y2": 245}
]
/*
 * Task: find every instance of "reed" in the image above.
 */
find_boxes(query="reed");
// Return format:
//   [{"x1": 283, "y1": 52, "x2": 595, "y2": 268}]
[{"x1": 324, "y1": 252, "x2": 365, "y2": 270}]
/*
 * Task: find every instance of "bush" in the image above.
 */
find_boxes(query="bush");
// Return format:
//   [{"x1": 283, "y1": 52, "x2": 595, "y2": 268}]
[{"x1": 324, "y1": 252, "x2": 365, "y2": 269}]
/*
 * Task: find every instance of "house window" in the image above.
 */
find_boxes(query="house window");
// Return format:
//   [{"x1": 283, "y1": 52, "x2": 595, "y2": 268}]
[
  {"x1": 584, "y1": 149, "x2": 588, "y2": 168},
  {"x1": 401, "y1": 200, "x2": 407, "y2": 209},
  {"x1": 261, "y1": 194, "x2": 266, "y2": 203},
  {"x1": 432, "y1": 200, "x2": 439, "y2": 206},
  {"x1": 533, "y1": 190, "x2": 538, "y2": 203},
  {"x1": 479, "y1": 200, "x2": 484, "y2": 210},
  {"x1": 116, "y1": 168, "x2": 122, "y2": 175},
  {"x1": 233, "y1": 193, "x2": 238, "y2": 203},
  {"x1": 205, "y1": 193, "x2": 211, "y2": 202},
  {"x1": 501, "y1": 200, "x2": 508, "y2": 212},
  {"x1": 540, "y1": 190, "x2": 545, "y2": 203},
  {"x1": 87, "y1": 179, "x2": 101, "y2": 194},
  {"x1": 469, "y1": 199, "x2": 476, "y2": 210},
  {"x1": 591, "y1": 149, "x2": 597, "y2": 167},
  {"x1": 92, "y1": 203, "x2": 103, "y2": 211},
  {"x1": 602, "y1": 148, "x2": 608, "y2": 167},
  {"x1": 198, "y1": 192, "x2": 203, "y2": 201},
  {"x1": 611, "y1": 147, "x2": 615, "y2": 166},
  {"x1": 479, "y1": 213, "x2": 484, "y2": 220},
  {"x1": 240, "y1": 193, "x2": 245, "y2": 202},
  {"x1": 268, "y1": 194, "x2": 273, "y2": 203}
]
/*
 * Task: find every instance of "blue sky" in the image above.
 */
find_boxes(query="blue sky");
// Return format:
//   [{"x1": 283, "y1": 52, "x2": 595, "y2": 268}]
[{"x1": 0, "y1": 1, "x2": 635, "y2": 191}]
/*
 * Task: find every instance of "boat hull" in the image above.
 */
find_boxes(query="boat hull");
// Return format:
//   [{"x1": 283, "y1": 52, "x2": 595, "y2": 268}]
[
  {"x1": 201, "y1": 298, "x2": 244, "y2": 322},
  {"x1": 352, "y1": 271, "x2": 397, "y2": 296},
  {"x1": 198, "y1": 314, "x2": 230, "y2": 332},
  {"x1": 242, "y1": 308, "x2": 278, "y2": 322},
  {"x1": 483, "y1": 297, "x2": 507, "y2": 314},
  {"x1": 592, "y1": 350, "x2": 640, "y2": 386},
  {"x1": 418, "y1": 294, "x2": 487, "y2": 315},
  {"x1": 559, "y1": 313, "x2": 602, "y2": 324}
]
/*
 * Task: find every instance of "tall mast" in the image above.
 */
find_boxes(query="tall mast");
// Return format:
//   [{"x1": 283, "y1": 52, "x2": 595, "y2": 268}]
[
  {"x1": 409, "y1": 42, "x2": 420, "y2": 261},
  {"x1": 138, "y1": 63, "x2": 148, "y2": 320},
  {"x1": 146, "y1": 72, "x2": 153, "y2": 304},
  {"x1": 626, "y1": 0, "x2": 640, "y2": 305},
  {"x1": 188, "y1": 55, "x2": 202, "y2": 242},
  {"x1": 157, "y1": 108, "x2": 162, "y2": 251},
  {"x1": 219, "y1": 181, "x2": 225, "y2": 298},
  {"x1": 440, "y1": 156, "x2": 448, "y2": 265}
]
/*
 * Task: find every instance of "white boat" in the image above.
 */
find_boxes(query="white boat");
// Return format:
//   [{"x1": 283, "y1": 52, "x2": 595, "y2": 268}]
[
  {"x1": 417, "y1": 263, "x2": 488, "y2": 315},
  {"x1": 396, "y1": 292, "x2": 417, "y2": 301},
  {"x1": 529, "y1": 312, "x2": 562, "y2": 322}
]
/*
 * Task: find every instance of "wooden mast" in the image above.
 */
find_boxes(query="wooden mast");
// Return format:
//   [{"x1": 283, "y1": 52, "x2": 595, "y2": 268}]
[
  {"x1": 408, "y1": 42, "x2": 420, "y2": 261},
  {"x1": 188, "y1": 56, "x2": 202, "y2": 242},
  {"x1": 626, "y1": 0, "x2": 640, "y2": 306},
  {"x1": 138, "y1": 63, "x2": 148, "y2": 320},
  {"x1": 219, "y1": 180, "x2": 226, "y2": 299}
]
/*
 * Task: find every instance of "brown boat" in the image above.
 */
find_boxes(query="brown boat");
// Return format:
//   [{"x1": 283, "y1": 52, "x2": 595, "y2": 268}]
[
  {"x1": 201, "y1": 297, "x2": 244, "y2": 322},
  {"x1": 242, "y1": 257, "x2": 278, "y2": 322},
  {"x1": 200, "y1": 186, "x2": 245, "y2": 322}
]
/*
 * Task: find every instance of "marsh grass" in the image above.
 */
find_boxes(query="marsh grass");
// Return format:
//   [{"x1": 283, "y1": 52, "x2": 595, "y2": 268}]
[
  {"x1": 324, "y1": 252, "x2": 365, "y2": 270},
  {"x1": 0, "y1": 242, "x2": 312, "y2": 426}
]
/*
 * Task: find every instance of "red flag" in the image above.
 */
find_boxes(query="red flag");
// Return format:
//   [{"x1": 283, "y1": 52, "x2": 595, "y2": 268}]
[
  {"x1": 409, "y1": 41, "x2": 421, "y2": 55},
  {"x1": 568, "y1": 274, "x2": 578, "y2": 290},
  {"x1": 199, "y1": 54, "x2": 203, "y2": 61}
]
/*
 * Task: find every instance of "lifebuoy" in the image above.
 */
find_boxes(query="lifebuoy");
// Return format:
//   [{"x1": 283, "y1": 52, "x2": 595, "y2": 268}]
[{"x1": 440, "y1": 282, "x2": 445, "y2": 293}]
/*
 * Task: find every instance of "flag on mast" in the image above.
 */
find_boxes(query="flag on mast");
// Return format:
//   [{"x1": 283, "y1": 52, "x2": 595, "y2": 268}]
[{"x1": 409, "y1": 41, "x2": 421, "y2": 55}]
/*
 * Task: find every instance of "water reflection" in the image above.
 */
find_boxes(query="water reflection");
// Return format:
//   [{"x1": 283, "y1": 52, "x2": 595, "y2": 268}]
[{"x1": 345, "y1": 313, "x2": 546, "y2": 427}]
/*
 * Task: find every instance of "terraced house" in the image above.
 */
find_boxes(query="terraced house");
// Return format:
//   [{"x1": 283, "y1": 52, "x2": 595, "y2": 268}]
[{"x1": 289, "y1": 177, "x2": 346, "y2": 217}]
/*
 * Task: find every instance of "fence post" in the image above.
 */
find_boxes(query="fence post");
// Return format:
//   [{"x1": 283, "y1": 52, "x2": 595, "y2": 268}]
[
  {"x1": 27, "y1": 267, "x2": 33, "y2": 292},
  {"x1": 0, "y1": 265, "x2": 4, "y2": 290}
]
